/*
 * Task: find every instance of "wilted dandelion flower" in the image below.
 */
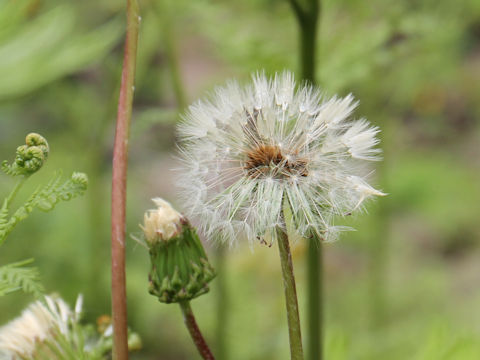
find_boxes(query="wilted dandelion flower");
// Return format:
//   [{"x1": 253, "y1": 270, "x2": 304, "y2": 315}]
[
  {"x1": 177, "y1": 71, "x2": 385, "y2": 246},
  {"x1": 141, "y1": 198, "x2": 183, "y2": 244},
  {"x1": 0, "y1": 295, "x2": 82, "y2": 359}
]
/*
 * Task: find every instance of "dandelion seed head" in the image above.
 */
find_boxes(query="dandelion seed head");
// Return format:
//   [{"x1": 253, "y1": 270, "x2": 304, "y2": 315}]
[{"x1": 177, "y1": 71, "x2": 384, "y2": 246}]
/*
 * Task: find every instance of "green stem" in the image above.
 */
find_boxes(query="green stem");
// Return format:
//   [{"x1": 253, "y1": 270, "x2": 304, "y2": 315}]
[
  {"x1": 300, "y1": 2, "x2": 319, "y2": 83},
  {"x1": 287, "y1": 1, "x2": 322, "y2": 359},
  {"x1": 215, "y1": 245, "x2": 228, "y2": 360},
  {"x1": 5, "y1": 176, "x2": 27, "y2": 208},
  {"x1": 155, "y1": 0, "x2": 187, "y2": 110},
  {"x1": 0, "y1": 176, "x2": 28, "y2": 247},
  {"x1": 179, "y1": 301, "x2": 216, "y2": 360},
  {"x1": 111, "y1": 1, "x2": 140, "y2": 359},
  {"x1": 288, "y1": 0, "x2": 320, "y2": 83},
  {"x1": 277, "y1": 211, "x2": 304, "y2": 360},
  {"x1": 307, "y1": 239, "x2": 322, "y2": 360}
]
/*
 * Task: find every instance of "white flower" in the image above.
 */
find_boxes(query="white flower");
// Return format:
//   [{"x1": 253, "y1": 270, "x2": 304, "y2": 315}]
[
  {"x1": 177, "y1": 71, "x2": 385, "y2": 246},
  {"x1": 141, "y1": 198, "x2": 184, "y2": 244},
  {"x1": 0, "y1": 295, "x2": 81, "y2": 359}
]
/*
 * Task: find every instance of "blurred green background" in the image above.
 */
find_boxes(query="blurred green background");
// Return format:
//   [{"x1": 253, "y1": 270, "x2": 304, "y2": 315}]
[{"x1": 1, "y1": 0, "x2": 480, "y2": 359}]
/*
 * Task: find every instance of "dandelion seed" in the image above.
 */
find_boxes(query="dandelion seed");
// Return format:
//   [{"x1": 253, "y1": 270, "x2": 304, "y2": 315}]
[{"x1": 177, "y1": 71, "x2": 385, "y2": 246}]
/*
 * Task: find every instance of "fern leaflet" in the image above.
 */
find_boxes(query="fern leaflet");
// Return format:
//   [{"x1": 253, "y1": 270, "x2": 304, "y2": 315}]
[
  {"x1": 0, "y1": 172, "x2": 88, "y2": 246},
  {"x1": 0, "y1": 259, "x2": 44, "y2": 297}
]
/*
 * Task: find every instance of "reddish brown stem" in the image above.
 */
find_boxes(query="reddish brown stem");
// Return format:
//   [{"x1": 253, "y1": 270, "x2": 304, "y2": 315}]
[
  {"x1": 179, "y1": 301, "x2": 216, "y2": 360},
  {"x1": 111, "y1": 1, "x2": 140, "y2": 359}
]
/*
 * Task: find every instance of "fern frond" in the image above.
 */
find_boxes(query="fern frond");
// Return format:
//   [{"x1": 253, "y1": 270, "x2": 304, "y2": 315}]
[
  {"x1": 32, "y1": 172, "x2": 88, "y2": 211},
  {"x1": 0, "y1": 259, "x2": 44, "y2": 297},
  {"x1": 0, "y1": 199, "x2": 8, "y2": 230},
  {"x1": 0, "y1": 199, "x2": 11, "y2": 246},
  {"x1": 0, "y1": 172, "x2": 88, "y2": 246}
]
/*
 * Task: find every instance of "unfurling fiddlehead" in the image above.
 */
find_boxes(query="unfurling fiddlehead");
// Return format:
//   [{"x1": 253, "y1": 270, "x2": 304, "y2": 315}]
[{"x1": 2, "y1": 133, "x2": 49, "y2": 177}]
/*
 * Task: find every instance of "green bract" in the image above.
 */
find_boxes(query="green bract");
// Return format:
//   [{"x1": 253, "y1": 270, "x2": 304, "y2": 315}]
[{"x1": 147, "y1": 222, "x2": 216, "y2": 304}]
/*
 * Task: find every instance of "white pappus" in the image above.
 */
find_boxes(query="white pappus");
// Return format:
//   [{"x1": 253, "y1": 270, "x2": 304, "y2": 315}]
[
  {"x1": 177, "y1": 71, "x2": 385, "y2": 246},
  {"x1": 0, "y1": 295, "x2": 83, "y2": 359}
]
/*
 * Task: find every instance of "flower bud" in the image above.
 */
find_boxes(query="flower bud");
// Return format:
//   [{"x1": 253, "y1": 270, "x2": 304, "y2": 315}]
[{"x1": 141, "y1": 198, "x2": 216, "y2": 303}]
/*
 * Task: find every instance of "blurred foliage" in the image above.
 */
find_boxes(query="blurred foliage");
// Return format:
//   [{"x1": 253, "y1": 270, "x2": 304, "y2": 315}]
[
  {"x1": 0, "y1": 0, "x2": 480, "y2": 359},
  {"x1": 0, "y1": 2, "x2": 122, "y2": 100}
]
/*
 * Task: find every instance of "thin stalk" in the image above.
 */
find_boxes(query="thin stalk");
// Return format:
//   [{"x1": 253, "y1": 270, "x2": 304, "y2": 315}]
[
  {"x1": 179, "y1": 301, "x2": 216, "y2": 360},
  {"x1": 300, "y1": 1, "x2": 319, "y2": 83},
  {"x1": 277, "y1": 211, "x2": 304, "y2": 360},
  {"x1": 0, "y1": 177, "x2": 27, "y2": 248},
  {"x1": 153, "y1": 0, "x2": 187, "y2": 110},
  {"x1": 215, "y1": 245, "x2": 228, "y2": 360},
  {"x1": 287, "y1": 0, "x2": 322, "y2": 359},
  {"x1": 111, "y1": 1, "x2": 140, "y2": 359},
  {"x1": 307, "y1": 239, "x2": 322, "y2": 360},
  {"x1": 5, "y1": 176, "x2": 27, "y2": 207},
  {"x1": 288, "y1": 0, "x2": 320, "y2": 83},
  {"x1": 162, "y1": 3, "x2": 186, "y2": 109}
]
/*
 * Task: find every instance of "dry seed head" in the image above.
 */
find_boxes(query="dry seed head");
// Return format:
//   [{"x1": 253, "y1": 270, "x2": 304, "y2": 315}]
[
  {"x1": 177, "y1": 71, "x2": 385, "y2": 245},
  {"x1": 244, "y1": 144, "x2": 308, "y2": 179}
]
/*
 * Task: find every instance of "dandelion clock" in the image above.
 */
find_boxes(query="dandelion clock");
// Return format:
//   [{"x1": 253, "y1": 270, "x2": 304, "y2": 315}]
[{"x1": 177, "y1": 71, "x2": 385, "y2": 246}]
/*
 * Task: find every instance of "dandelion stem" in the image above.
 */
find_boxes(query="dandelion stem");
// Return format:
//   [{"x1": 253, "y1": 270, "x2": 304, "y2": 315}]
[
  {"x1": 215, "y1": 245, "x2": 228, "y2": 360},
  {"x1": 288, "y1": 1, "x2": 322, "y2": 359},
  {"x1": 300, "y1": 1, "x2": 320, "y2": 83},
  {"x1": 111, "y1": 0, "x2": 140, "y2": 359},
  {"x1": 277, "y1": 212, "x2": 304, "y2": 360},
  {"x1": 288, "y1": 0, "x2": 320, "y2": 83},
  {"x1": 307, "y1": 239, "x2": 322, "y2": 360},
  {"x1": 179, "y1": 301, "x2": 216, "y2": 360}
]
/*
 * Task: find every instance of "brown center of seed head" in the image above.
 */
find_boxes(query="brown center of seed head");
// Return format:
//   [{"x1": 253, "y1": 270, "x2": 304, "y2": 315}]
[{"x1": 244, "y1": 144, "x2": 308, "y2": 179}]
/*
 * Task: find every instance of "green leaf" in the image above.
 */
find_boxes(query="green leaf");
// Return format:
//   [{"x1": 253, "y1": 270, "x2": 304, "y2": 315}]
[
  {"x1": 0, "y1": 5, "x2": 123, "y2": 100},
  {"x1": 0, "y1": 0, "x2": 38, "y2": 42},
  {"x1": 0, "y1": 259, "x2": 44, "y2": 297}
]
